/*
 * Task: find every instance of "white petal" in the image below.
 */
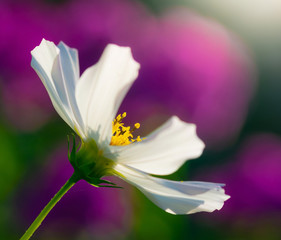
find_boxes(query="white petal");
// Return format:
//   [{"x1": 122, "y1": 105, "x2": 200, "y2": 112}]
[
  {"x1": 31, "y1": 39, "x2": 74, "y2": 129},
  {"x1": 57, "y1": 42, "x2": 80, "y2": 83},
  {"x1": 115, "y1": 164, "x2": 230, "y2": 215},
  {"x1": 106, "y1": 116, "x2": 205, "y2": 175},
  {"x1": 51, "y1": 42, "x2": 85, "y2": 135},
  {"x1": 76, "y1": 44, "x2": 140, "y2": 146}
]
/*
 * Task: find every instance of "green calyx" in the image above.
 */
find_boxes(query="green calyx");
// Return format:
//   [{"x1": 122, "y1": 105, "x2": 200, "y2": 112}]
[{"x1": 68, "y1": 135, "x2": 120, "y2": 188}]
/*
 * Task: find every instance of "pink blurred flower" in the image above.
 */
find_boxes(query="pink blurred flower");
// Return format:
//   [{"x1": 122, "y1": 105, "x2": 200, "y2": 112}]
[
  {"x1": 197, "y1": 133, "x2": 281, "y2": 220},
  {"x1": 0, "y1": 0, "x2": 67, "y2": 130},
  {"x1": 116, "y1": 9, "x2": 256, "y2": 148},
  {"x1": 0, "y1": 0, "x2": 255, "y2": 148}
]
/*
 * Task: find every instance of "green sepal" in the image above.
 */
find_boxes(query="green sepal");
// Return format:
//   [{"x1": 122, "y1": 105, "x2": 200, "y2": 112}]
[
  {"x1": 88, "y1": 177, "x2": 123, "y2": 188},
  {"x1": 67, "y1": 134, "x2": 78, "y2": 168},
  {"x1": 67, "y1": 136, "x2": 119, "y2": 188},
  {"x1": 97, "y1": 179, "x2": 123, "y2": 188},
  {"x1": 90, "y1": 184, "x2": 123, "y2": 189},
  {"x1": 97, "y1": 185, "x2": 123, "y2": 189},
  {"x1": 98, "y1": 179, "x2": 117, "y2": 185}
]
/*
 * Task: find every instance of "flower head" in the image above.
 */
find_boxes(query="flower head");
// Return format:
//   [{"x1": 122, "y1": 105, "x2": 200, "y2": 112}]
[{"x1": 31, "y1": 39, "x2": 229, "y2": 214}]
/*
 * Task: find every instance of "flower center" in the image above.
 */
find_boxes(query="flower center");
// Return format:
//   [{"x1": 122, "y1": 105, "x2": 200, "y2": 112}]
[{"x1": 110, "y1": 112, "x2": 143, "y2": 146}]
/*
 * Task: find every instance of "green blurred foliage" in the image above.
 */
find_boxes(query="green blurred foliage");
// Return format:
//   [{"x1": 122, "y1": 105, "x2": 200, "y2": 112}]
[
  {"x1": 0, "y1": 116, "x2": 71, "y2": 239},
  {"x1": 0, "y1": 124, "x2": 21, "y2": 200}
]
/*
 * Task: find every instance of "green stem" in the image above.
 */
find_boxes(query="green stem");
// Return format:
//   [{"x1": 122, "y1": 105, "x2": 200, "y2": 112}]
[{"x1": 20, "y1": 174, "x2": 80, "y2": 240}]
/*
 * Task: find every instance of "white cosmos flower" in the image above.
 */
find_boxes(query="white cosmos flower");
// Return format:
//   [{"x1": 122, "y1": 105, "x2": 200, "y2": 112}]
[{"x1": 31, "y1": 39, "x2": 230, "y2": 215}]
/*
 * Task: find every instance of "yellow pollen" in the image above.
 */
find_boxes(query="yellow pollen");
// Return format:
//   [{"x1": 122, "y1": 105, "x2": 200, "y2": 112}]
[{"x1": 111, "y1": 112, "x2": 144, "y2": 146}]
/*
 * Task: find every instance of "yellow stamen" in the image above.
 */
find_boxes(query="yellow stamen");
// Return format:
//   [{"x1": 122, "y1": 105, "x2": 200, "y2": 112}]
[{"x1": 111, "y1": 112, "x2": 144, "y2": 146}]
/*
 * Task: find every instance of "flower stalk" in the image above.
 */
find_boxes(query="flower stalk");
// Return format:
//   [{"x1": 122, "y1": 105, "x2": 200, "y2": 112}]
[{"x1": 20, "y1": 174, "x2": 80, "y2": 240}]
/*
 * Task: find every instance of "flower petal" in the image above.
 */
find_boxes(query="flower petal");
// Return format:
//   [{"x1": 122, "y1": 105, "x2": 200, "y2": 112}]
[
  {"x1": 76, "y1": 44, "x2": 140, "y2": 145},
  {"x1": 115, "y1": 164, "x2": 229, "y2": 214},
  {"x1": 57, "y1": 42, "x2": 80, "y2": 83},
  {"x1": 107, "y1": 116, "x2": 205, "y2": 175},
  {"x1": 31, "y1": 39, "x2": 74, "y2": 129},
  {"x1": 51, "y1": 42, "x2": 85, "y2": 135}
]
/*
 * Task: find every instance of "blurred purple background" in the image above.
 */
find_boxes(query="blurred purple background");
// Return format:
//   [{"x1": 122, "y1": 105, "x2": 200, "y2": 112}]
[{"x1": 0, "y1": 0, "x2": 280, "y2": 239}]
